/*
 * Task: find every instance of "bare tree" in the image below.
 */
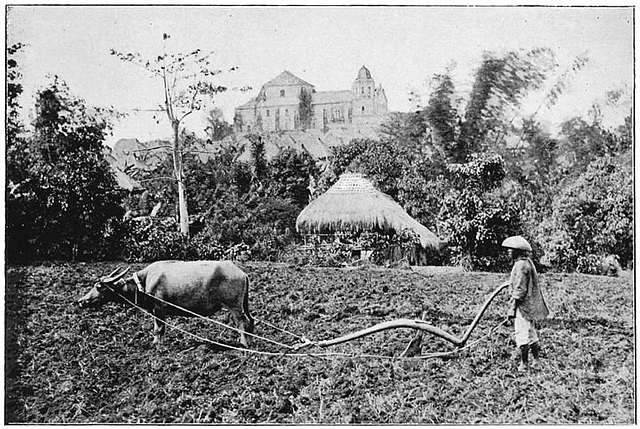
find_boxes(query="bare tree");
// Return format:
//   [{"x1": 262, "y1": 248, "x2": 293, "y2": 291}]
[{"x1": 111, "y1": 33, "x2": 248, "y2": 235}]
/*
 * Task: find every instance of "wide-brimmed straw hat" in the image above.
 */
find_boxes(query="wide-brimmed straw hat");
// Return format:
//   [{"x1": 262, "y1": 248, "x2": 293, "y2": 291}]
[{"x1": 501, "y1": 235, "x2": 532, "y2": 252}]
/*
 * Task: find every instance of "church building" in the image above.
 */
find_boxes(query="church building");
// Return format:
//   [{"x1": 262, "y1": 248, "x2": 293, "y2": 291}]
[{"x1": 234, "y1": 66, "x2": 388, "y2": 133}]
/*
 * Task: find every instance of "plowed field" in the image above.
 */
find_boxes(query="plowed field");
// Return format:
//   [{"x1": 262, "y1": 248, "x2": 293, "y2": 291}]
[{"x1": 5, "y1": 262, "x2": 634, "y2": 423}]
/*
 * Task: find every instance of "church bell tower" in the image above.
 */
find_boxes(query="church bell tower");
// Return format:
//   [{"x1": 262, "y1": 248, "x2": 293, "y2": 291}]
[{"x1": 352, "y1": 65, "x2": 377, "y2": 117}]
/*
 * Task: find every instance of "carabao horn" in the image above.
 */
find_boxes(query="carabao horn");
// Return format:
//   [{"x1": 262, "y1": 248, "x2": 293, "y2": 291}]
[
  {"x1": 103, "y1": 267, "x2": 131, "y2": 283},
  {"x1": 101, "y1": 265, "x2": 123, "y2": 281}
]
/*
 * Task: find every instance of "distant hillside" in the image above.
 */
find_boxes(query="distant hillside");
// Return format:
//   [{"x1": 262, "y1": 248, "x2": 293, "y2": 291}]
[{"x1": 106, "y1": 125, "x2": 388, "y2": 189}]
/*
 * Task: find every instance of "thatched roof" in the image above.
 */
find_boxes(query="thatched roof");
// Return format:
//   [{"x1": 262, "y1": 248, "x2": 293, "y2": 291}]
[{"x1": 296, "y1": 173, "x2": 441, "y2": 250}]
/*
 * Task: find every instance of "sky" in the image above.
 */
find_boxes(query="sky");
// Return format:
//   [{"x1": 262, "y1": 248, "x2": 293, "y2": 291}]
[{"x1": 7, "y1": 5, "x2": 633, "y2": 146}]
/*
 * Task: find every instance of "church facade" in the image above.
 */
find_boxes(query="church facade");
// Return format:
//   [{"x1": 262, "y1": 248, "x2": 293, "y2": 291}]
[{"x1": 234, "y1": 66, "x2": 388, "y2": 133}]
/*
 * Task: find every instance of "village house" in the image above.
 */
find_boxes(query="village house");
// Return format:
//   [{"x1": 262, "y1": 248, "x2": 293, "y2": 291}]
[{"x1": 234, "y1": 65, "x2": 388, "y2": 133}]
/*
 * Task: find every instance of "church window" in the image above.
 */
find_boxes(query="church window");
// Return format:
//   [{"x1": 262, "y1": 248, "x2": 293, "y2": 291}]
[
  {"x1": 285, "y1": 109, "x2": 289, "y2": 116},
  {"x1": 361, "y1": 87, "x2": 365, "y2": 95},
  {"x1": 368, "y1": 87, "x2": 371, "y2": 96},
  {"x1": 362, "y1": 106, "x2": 365, "y2": 113},
  {"x1": 280, "y1": 89, "x2": 285, "y2": 97},
  {"x1": 266, "y1": 110, "x2": 270, "y2": 117}
]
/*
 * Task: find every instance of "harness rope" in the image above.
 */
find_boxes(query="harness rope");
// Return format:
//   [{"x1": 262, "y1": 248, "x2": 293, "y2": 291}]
[
  {"x1": 254, "y1": 318, "x2": 310, "y2": 342},
  {"x1": 108, "y1": 282, "x2": 295, "y2": 350},
  {"x1": 105, "y1": 283, "x2": 508, "y2": 360}
]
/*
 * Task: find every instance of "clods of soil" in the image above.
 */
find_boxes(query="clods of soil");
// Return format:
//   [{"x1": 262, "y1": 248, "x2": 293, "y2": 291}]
[{"x1": 5, "y1": 262, "x2": 634, "y2": 423}]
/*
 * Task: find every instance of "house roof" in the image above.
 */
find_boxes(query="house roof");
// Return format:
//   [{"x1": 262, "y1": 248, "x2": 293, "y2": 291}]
[
  {"x1": 264, "y1": 70, "x2": 314, "y2": 87},
  {"x1": 296, "y1": 173, "x2": 441, "y2": 250},
  {"x1": 312, "y1": 90, "x2": 354, "y2": 105}
]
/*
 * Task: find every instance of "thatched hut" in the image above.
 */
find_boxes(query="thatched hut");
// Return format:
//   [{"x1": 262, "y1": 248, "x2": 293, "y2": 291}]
[{"x1": 296, "y1": 173, "x2": 441, "y2": 263}]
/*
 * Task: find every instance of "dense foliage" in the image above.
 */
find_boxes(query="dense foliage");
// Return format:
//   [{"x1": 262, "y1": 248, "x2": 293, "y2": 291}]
[
  {"x1": 125, "y1": 133, "x2": 308, "y2": 262},
  {"x1": 282, "y1": 229, "x2": 422, "y2": 267},
  {"x1": 331, "y1": 138, "x2": 407, "y2": 199},
  {"x1": 123, "y1": 218, "x2": 191, "y2": 262},
  {"x1": 205, "y1": 108, "x2": 234, "y2": 141},
  {"x1": 437, "y1": 155, "x2": 522, "y2": 271},
  {"x1": 6, "y1": 45, "x2": 631, "y2": 272},
  {"x1": 536, "y1": 154, "x2": 633, "y2": 273},
  {"x1": 268, "y1": 148, "x2": 320, "y2": 208},
  {"x1": 6, "y1": 76, "x2": 125, "y2": 262},
  {"x1": 328, "y1": 48, "x2": 631, "y2": 271},
  {"x1": 7, "y1": 43, "x2": 25, "y2": 146}
]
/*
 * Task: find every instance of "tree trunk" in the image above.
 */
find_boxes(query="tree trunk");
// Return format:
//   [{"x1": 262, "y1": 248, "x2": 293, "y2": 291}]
[
  {"x1": 172, "y1": 121, "x2": 189, "y2": 236},
  {"x1": 177, "y1": 177, "x2": 189, "y2": 236}
]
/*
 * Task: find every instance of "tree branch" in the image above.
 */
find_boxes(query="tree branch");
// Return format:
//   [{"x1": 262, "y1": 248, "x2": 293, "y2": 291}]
[
  {"x1": 179, "y1": 110, "x2": 194, "y2": 123},
  {"x1": 136, "y1": 176, "x2": 177, "y2": 183},
  {"x1": 162, "y1": 66, "x2": 173, "y2": 122},
  {"x1": 132, "y1": 108, "x2": 166, "y2": 113},
  {"x1": 132, "y1": 145, "x2": 172, "y2": 152},
  {"x1": 179, "y1": 89, "x2": 199, "y2": 123},
  {"x1": 173, "y1": 66, "x2": 179, "y2": 88},
  {"x1": 184, "y1": 149, "x2": 222, "y2": 155}
]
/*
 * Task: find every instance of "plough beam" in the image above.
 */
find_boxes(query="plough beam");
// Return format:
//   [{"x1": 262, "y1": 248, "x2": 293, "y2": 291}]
[{"x1": 294, "y1": 281, "x2": 510, "y2": 350}]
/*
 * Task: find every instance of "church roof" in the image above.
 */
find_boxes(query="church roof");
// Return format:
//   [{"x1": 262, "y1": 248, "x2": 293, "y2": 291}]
[
  {"x1": 236, "y1": 99, "x2": 257, "y2": 109},
  {"x1": 312, "y1": 90, "x2": 354, "y2": 104},
  {"x1": 264, "y1": 70, "x2": 314, "y2": 87},
  {"x1": 356, "y1": 65, "x2": 372, "y2": 80}
]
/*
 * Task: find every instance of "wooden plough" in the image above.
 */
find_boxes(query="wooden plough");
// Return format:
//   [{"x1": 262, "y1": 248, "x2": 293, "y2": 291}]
[{"x1": 292, "y1": 282, "x2": 510, "y2": 354}]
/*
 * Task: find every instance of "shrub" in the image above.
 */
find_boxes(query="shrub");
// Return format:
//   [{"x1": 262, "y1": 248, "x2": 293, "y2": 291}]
[
  {"x1": 186, "y1": 227, "x2": 226, "y2": 260},
  {"x1": 190, "y1": 191, "x2": 299, "y2": 261},
  {"x1": 6, "y1": 78, "x2": 125, "y2": 262},
  {"x1": 357, "y1": 229, "x2": 421, "y2": 265},
  {"x1": 576, "y1": 254, "x2": 603, "y2": 275},
  {"x1": 438, "y1": 154, "x2": 523, "y2": 271},
  {"x1": 298, "y1": 240, "x2": 353, "y2": 267},
  {"x1": 123, "y1": 218, "x2": 261, "y2": 263},
  {"x1": 281, "y1": 229, "x2": 422, "y2": 267},
  {"x1": 536, "y1": 155, "x2": 632, "y2": 271},
  {"x1": 268, "y1": 148, "x2": 319, "y2": 208},
  {"x1": 123, "y1": 218, "x2": 189, "y2": 262},
  {"x1": 535, "y1": 220, "x2": 577, "y2": 271}
]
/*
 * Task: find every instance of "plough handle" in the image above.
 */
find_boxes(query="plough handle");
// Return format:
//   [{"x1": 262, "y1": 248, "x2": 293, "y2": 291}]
[{"x1": 460, "y1": 281, "x2": 510, "y2": 345}]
